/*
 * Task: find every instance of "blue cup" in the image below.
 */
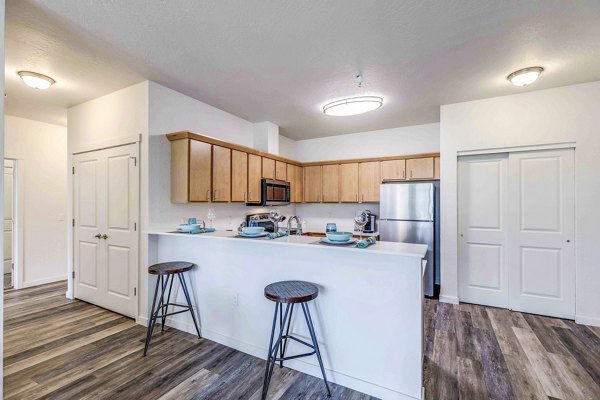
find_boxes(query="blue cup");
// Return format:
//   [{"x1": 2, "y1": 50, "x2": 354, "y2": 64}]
[
  {"x1": 249, "y1": 220, "x2": 258, "y2": 227},
  {"x1": 326, "y1": 223, "x2": 337, "y2": 233},
  {"x1": 188, "y1": 218, "x2": 197, "y2": 225}
]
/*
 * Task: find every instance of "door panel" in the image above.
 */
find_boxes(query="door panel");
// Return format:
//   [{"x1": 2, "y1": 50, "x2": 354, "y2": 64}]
[
  {"x1": 74, "y1": 143, "x2": 138, "y2": 318},
  {"x1": 321, "y1": 164, "x2": 339, "y2": 202},
  {"x1": 458, "y1": 154, "x2": 509, "y2": 308},
  {"x1": 231, "y1": 150, "x2": 248, "y2": 202},
  {"x1": 508, "y1": 149, "x2": 574, "y2": 319}
]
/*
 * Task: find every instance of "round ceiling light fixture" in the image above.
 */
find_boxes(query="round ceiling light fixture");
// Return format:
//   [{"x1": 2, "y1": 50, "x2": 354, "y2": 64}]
[
  {"x1": 17, "y1": 71, "x2": 56, "y2": 90},
  {"x1": 507, "y1": 66, "x2": 544, "y2": 87},
  {"x1": 323, "y1": 96, "x2": 383, "y2": 116}
]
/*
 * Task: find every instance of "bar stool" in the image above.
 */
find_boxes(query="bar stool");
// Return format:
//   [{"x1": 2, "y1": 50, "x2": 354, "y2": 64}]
[
  {"x1": 143, "y1": 261, "x2": 201, "y2": 356},
  {"x1": 261, "y1": 280, "x2": 331, "y2": 399}
]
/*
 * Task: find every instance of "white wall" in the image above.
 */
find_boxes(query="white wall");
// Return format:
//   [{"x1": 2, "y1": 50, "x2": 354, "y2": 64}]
[
  {"x1": 440, "y1": 81, "x2": 600, "y2": 326},
  {"x1": 5, "y1": 116, "x2": 67, "y2": 287},
  {"x1": 292, "y1": 123, "x2": 440, "y2": 162},
  {"x1": 67, "y1": 81, "x2": 149, "y2": 306},
  {"x1": 1, "y1": 0, "x2": 5, "y2": 389},
  {"x1": 278, "y1": 135, "x2": 297, "y2": 159}
]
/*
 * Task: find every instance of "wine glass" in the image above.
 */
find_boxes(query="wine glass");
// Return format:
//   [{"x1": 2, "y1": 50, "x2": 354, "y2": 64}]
[
  {"x1": 207, "y1": 208, "x2": 216, "y2": 228},
  {"x1": 354, "y1": 211, "x2": 368, "y2": 240},
  {"x1": 269, "y1": 209, "x2": 281, "y2": 233}
]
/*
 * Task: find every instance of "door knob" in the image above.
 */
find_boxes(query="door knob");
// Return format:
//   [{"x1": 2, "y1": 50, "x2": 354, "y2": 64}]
[
  {"x1": 94, "y1": 234, "x2": 102, "y2": 239},
  {"x1": 101, "y1": 234, "x2": 108, "y2": 240}
]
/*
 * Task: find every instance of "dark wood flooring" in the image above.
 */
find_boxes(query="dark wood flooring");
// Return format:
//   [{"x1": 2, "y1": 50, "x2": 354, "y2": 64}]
[{"x1": 4, "y1": 281, "x2": 600, "y2": 399}]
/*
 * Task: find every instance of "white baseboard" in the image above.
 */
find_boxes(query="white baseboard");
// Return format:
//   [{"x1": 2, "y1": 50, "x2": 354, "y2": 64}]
[
  {"x1": 138, "y1": 315, "x2": 419, "y2": 400},
  {"x1": 575, "y1": 314, "x2": 600, "y2": 327},
  {"x1": 439, "y1": 295, "x2": 459, "y2": 304},
  {"x1": 23, "y1": 275, "x2": 67, "y2": 288}
]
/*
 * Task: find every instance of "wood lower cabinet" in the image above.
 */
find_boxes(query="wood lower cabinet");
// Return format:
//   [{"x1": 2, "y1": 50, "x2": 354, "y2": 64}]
[
  {"x1": 321, "y1": 164, "x2": 339, "y2": 202},
  {"x1": 359, "y1": 161, "x2": 380, "y2": 203},
  {"x1": 247, "y1": 154, "x2": 262, "y2": 203},
  {"x1": 407, "y1": 157, "x2": 434, "y2": 180},
  {"x1": 212, "y1": 145, "x2": 231, "y2": 202},
  {"x1": 231, "y1": 150, "x2": 248, "y2": 202},
  {"x1": 304, "y1": 166, "x2": 322, "y2": 203},
  {"x1": 262, "y1": 158, "x2": 275, "y2": 179},
  {"x1": 288, "y1": 164, "x2": 303, "y2": 203},
  {"x1": 275, "y1": 161, "x2": 287, "y2": 181},
  {"x1": 381, "y1": 159, "x2": 406, "y2": 181},
  {"x1": 434, "y1": 156, "x2": 440, "y2": 180},
  {"x1": 340, "y1": 163, "x2": 359, "y2": 203}
]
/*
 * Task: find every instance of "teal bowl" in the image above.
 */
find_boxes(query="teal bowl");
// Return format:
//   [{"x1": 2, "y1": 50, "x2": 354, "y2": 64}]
[
  {"x1": 241, "y1": 226, "x2": 265, "y2": 235},
  {"x1": 326, "y1": 231, "x2": 353, "y2": 242}
]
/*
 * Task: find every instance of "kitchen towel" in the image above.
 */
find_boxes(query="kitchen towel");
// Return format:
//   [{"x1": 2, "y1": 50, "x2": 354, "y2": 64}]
[
  {"x1": 356, "y1": 236, "x2": 377, "y2": 248},
  {"x1": 267, "y1": 231, "x2": 289, "y2": 239}
]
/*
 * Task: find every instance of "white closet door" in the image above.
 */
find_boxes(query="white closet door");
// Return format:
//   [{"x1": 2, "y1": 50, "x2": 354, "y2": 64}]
[
  {"x1": 458, "y1": 154, "x2": 509, "y2": 308},
  {"x1": 507, "y1": 149, "x2": 575, "y2": 319},
  {"x1": 74, "y1": 144, "x2": 139, "y2": 318}
]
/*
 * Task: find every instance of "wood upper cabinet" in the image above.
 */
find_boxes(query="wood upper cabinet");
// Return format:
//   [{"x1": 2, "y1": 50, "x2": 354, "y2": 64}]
[
  {"x1": 288, "y1": 164, "x2": 303, "y2": 203},
  {"x1": 212, "y1": 145, "x2": 231, "y2": 202},
  {"x1": 171, "y1": 139, "x2": 212, "y2": 203},
  {"x1": 231, "y1": 150, "x2": 248, "y2": 202},
  {"x1": 340, "y1": 163, "x2": 359, "y2": 203},
  {"x1": 247, "y1": 154, "x2": 262, "y2": 203},
  {"x1": 359, "y1": 161, "x2": 380, "y2": 203},
  {"x1": 321, "y1": 164, "x2": 339, "y2": 203},
  {"x1": 275, "y1": 161, "x2": 287, "y2": 181},
  {"x1": 381, "y1": 159, "x2": 406, "y2": 181},
  {"x1": 304, "y1": 166, "x2": 322, "y2": 203},
  {"x1": 434, "y1": 156, "x2": 440, "y2": 180},
  {"x1": 262, "y1": 158, "x2": 275, "y2": 179},
  {"x1": 407, "y1": 157, "x2": 434, "y2": 180}
]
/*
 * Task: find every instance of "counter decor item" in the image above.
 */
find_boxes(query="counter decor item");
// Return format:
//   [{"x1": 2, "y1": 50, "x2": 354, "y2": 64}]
[
  {"x1": 325, "y1": 231, "x2": 353, "y2": 242},
  {"x1": 176, "y1": 225, "x2": 216, "y2": 234},
  {"x1": 326, "y1": 223, "x2": 337, "y2": 233},
  {"x1": 354, "y1": 210, "x2": 368, "y2": 239},
  {"x1": 356, "y1": 236, "x2": 377, "y2": 249},
  {"x1": 319, "y1": 236, "x2": 357, "y2": 246},
  {"x1": 241, "y1": 226, "x2": 265, "y2": 235},
  {"x1": 267, "y1": 231, "x2": 288, "y2": 239}
]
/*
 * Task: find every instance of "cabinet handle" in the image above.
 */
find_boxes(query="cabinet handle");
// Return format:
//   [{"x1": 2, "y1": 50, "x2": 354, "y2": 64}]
[
  {"x1": 244, "y1": 192, "x2": 247, "y2": 201},
  {"x1": 355, "y1": 194, "x2": 358, "y2": 202},
  {"x1": 403, "y1": 170, "x2": 405, "y2": 179},
  {"x1": 206, "y1": 189, "x2": 210, "y2": 201},
  {"x1": 361, "y1": 194, "x2": 364, "y2": 202},
  {"x1": 249, "y1": 191, "x2": 252, "y2": 200},
  {"x1": 410, "y1": 170, "x2": 413, "y2": 179},
  {"x1": 214, "y1": 190, "x2": 218, "y2": 200}
]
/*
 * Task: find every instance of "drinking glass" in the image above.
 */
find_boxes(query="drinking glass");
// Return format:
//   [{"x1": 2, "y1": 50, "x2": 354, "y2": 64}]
[
  {"x1": 269, "y1": 209, "x2": 281, "y2": 233},
  {"x1": 207, "y1": 208, "x2": 216, "y2": 228},
  {"x1": 354, "y1": 211, "x2": 368, "y2": 240}
]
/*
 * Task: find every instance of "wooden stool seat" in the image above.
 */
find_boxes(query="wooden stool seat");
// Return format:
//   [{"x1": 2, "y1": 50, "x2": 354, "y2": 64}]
[
  {"x1": 148, "y1": 261, "x2": 195, "y2": 275},
  {"x1": 264, "y1": 280, "x2": 318, "y2": 304}
]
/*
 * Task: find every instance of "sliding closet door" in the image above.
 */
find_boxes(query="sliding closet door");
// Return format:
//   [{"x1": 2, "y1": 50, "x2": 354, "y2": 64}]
[
  {"x1": 507, "y1": 149, "x2": 575, "y2": 319},
  {"x1": 458, "y1": 154, "x2": 509, "y2": 308}
]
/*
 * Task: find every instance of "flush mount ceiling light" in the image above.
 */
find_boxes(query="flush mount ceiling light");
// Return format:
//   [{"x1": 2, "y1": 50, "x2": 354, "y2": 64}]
[
  {"x1": 323, "y1": 96, "x2": 383, "y2": 116},
  {"x1": 507, "y1": 66, "x2": 544, "y2": 87},
  {"x1": 17, "y1": 71, "x2": 56, "y2": 90}
]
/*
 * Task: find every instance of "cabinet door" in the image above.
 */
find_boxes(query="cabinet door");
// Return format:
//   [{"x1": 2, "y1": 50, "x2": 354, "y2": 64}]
[
  {"x1": 407, "y1": 157, "x2": 434, "y2": 180},
  {"x1": 189, "y1": 140, "x2": 212, "y2": 202},
  {"x1": 434, "y1": 156, "x2": 440, "y2": 180},
  {"x1": 359, "y1": 161, "x2": 380, "y2": 203},
  {"x1": 231, "y1": 150, "x2": 248, "y2": 202},
  {"x1": 212, "y1": 145, "x2": 231, "y2": 202},
  {"x1": 381, "y1": 160, "x2": 406, "y2": 181},
  {"x1": 275, "y1": 161, "x2": 287, "y2": 181},
  {"x1": 340, "y1": 163, "x2": 359, "y2": 203},
  {"x1": 247, "y1": 154, "x2": 262, "y2": 203},
  {"x1": 322, "y1": 164, "x2": 339, "y2": 203},
  {"x1": 304, "y1": 166, "x2": 322, "y2": 203},
  {"x1": 262, "y1": 158, "x2": 275, "y2": 179},
  {"x1": 288, "y1": 164, "x2": 303, "y2": 203}
]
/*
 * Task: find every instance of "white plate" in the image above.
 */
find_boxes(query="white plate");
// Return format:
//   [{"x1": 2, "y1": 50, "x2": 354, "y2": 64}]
[
  {"x1": 320, "y1": 237, "x2": 357, "y2": 245},
  {"x1": 239, "y1": 232, "x2": 269, "y2": 238}
]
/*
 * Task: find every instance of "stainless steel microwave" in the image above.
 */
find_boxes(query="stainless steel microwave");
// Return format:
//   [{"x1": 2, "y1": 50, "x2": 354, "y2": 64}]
[{"x1": 252, "y1": 179, "x2": 290, "y2": 206}]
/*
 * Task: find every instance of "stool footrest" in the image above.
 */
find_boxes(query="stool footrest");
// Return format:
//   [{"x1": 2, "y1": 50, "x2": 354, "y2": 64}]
[{"x1": 151, "y1": 308, "x2": 191, "y2": 319}]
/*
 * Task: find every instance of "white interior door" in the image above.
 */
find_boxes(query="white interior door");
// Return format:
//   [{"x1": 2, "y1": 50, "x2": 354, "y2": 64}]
[
  {"x1": 74, "y1": 144, "x2": 139, "y2": 318},
  {"x1": 4, "y1": 161, "x2": 14, "y2": 284},
  {"x1": 507, "y1": 149, "x2": 575, "y2": 319},
  {"x1": 458, "y1": 154, "x2": 509, "y2": 308}
]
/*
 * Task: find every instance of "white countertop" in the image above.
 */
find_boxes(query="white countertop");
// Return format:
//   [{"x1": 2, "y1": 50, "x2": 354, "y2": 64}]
[{"x1": 145, "y1": 228, "x2": 427, "y2": 258}]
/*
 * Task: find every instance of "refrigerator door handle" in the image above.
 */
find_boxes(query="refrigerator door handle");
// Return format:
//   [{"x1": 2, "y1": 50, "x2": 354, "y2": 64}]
[{"x1": 428, "y1": 185, "x2": 434, "y2": 221}]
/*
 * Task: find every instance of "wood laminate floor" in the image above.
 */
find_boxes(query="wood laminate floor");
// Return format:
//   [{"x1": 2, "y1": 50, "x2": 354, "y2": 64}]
[{"x1": 4, "y1": 282, "x2": 600, "y2": 399}]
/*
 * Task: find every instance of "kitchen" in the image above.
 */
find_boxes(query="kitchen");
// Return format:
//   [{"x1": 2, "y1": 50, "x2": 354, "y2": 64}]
[{"x1": 4, "y1": 2, "x2": 600, "y2": 400}]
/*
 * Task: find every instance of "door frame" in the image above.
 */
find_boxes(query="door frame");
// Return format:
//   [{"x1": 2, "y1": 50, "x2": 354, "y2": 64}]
[
  {"x1": 68, "y1": 135, "x2": 141, "y2": 319},
  {"x1": 456, "y1": 143, "x2": 577, "y2": 318},
  {"x1": 4, "y1": 158, "x2": 24, "y2": 290}
]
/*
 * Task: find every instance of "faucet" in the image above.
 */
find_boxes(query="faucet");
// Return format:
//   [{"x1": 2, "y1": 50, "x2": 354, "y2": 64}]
[{"x1": 287, "y1": 216, "x2": 302, "y2": 235}]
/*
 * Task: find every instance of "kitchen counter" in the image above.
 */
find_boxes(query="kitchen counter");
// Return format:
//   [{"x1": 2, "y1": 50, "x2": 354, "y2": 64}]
[{"x1": 145, "y1": 229, "x2": 426, "y2": 400}]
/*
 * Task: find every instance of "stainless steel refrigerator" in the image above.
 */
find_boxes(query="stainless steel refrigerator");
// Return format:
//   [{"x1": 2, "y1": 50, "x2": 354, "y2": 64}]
[{"x1": 379, "y1": 181, "x2": 439, "y2": 297}]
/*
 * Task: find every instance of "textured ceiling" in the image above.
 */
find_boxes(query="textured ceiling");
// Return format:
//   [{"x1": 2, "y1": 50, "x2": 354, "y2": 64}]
[{"x1": 6, "y1": 0, "x2": 600, "y2": 138}]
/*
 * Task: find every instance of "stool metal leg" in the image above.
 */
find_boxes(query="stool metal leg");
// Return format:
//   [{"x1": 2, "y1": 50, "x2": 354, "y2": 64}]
[
  {"x1": 302, "y1": 302, "x2": 332, "y2": 397},
  {"x1": 262, "y1": 302, "x2": 291, "y2": 400},
  {"x1": 280, "y1": 304, "x2": 294, "y2": 368},
  {"x1": 162, "y1": 274, "x2": 174, "y2": 332},
  {"x1": 178, "y1": 273, "x2": 201, "y2": 338},
  {"x1": 144, "y1": 275, "x2": 167, "y2": 356}
]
